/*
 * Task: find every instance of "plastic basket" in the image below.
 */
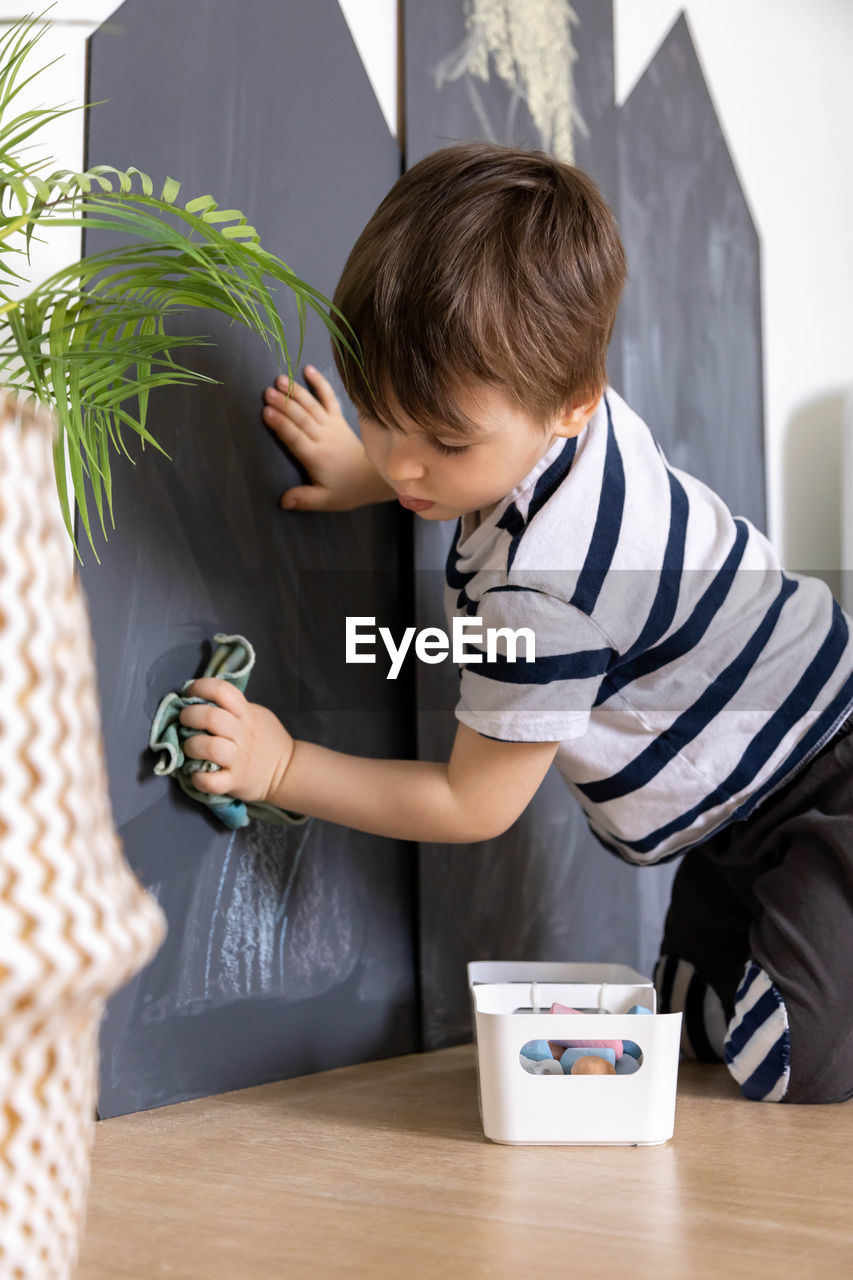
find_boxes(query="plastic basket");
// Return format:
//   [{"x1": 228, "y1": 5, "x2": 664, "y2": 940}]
[{"x1": 468, "y1": 961, "x2": 682, "y2": 1145}]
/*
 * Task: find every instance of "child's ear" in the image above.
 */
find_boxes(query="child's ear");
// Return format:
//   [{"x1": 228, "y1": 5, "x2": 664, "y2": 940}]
[{"x1": 553, "y1": 391, "x2": 602, "y2": 438}]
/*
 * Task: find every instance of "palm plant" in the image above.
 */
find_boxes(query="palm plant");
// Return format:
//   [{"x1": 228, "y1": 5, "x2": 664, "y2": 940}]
[{"x1": 0, "y1": 9, "x2": 354, "y2": 560}]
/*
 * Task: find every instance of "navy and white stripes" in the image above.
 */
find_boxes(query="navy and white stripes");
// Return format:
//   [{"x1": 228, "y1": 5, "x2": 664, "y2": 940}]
[
  {"x1": 654, "y1": 954, "x2": 791, "y2": 1101},
  {"x1": 654, "y1": 955, "x2": 726, "y2": 1062},
  {"x1": 444, "y1": 388, "x2": 853, "y2": 864},
  {"x1": 724, "y1": 961, "x2": 791, "y2": 1102}
]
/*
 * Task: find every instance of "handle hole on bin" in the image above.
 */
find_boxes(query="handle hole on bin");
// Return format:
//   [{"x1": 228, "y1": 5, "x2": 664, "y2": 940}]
[{"x1": 519, "y1": 1039, "x2": 644, "y2": 1077}]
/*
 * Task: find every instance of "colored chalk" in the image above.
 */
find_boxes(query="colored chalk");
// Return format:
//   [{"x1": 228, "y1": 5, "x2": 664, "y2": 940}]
[
  {"x1": 628, "y1": 1004, "x2": 653, "y2": 1015},
  {"x1": 550, "y1": 1003, "x2": 606, "y2": 1017},
  {"x1": 519, "y1": 1040, "x2": 554, "y2": 1063},
  {"x1": 559, "y1": 1046, "x2": 617, "y2": 1072},
  {"x1": 615, "y1": 1054, "x2": 641, "y2": 1074},
  {"x1": 522, "y1": 1056, "x2": 563, "y2": 1076},
  {"x1": 513, "y1": 1006, "x2": 602, "y2": 1014},
  {"x1": 551, "y1": 1037, "x2": 623, "y2": 1059},
  {"x1": 549, "y1": 1002, "x2": 623, "y2": 1057},
  {"x1": 621, "y1": 1039, "x2": 643, "y2": 1060},
  {"x1": 571, "y1": 1055, "x2": 615, "y2": 1076}
]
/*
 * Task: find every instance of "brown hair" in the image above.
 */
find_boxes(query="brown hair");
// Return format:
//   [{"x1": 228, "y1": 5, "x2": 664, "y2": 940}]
[{"x1": 332, "y1": 142, "x2": 627, "y2": 436}]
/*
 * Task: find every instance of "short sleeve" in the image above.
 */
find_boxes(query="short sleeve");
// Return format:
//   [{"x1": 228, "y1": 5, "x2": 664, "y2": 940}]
[{"x1": 451, "y1": 586, "x2": 615, "y2": 743}]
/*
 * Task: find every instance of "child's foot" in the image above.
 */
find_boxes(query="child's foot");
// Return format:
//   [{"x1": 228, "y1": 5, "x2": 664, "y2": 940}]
[
  {"x1": 723, "y1": 959, "x2": 791, "y2": 1102},
  {"x1": 653, "y1": 954, "x2": 727, "y2": 1061}
]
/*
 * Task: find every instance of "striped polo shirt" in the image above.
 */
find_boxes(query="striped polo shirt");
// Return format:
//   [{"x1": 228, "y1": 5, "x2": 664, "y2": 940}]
[{"x1": 444, "y1": 388, "x2": 853, "y2": 865}]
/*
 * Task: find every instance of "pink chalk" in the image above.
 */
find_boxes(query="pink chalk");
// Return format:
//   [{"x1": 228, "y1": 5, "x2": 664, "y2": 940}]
[{"x1": 549, "y1": 1001, "x2": 623, "y2": 1059}]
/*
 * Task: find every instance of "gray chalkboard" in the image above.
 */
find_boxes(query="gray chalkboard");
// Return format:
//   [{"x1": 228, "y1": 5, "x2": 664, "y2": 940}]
[
  {"x1": 82, "y1": 0, "x2": 417, "y2": 1116},
  {"x1": 404, "y1": 1, "x2": 765, "y2": 1048},
  {"x1": 619, "y1": 14, "x2": 766, "y2": 531}
]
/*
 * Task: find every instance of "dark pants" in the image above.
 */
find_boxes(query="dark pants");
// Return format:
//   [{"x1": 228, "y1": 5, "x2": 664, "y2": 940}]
[{"x1": 659, "y1": 715, "x2": 853, "y2": 1103}]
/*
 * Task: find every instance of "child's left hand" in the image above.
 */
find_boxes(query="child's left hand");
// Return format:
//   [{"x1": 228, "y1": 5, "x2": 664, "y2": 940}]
[{"x1": 178, "y1": 678, "x2": 294, "y2": 805}]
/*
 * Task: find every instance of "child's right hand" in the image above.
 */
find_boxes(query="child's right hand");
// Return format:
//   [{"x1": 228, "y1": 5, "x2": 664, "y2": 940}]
[{"x1": 262, "y1": 366, "x2": 394, "y2": 511}]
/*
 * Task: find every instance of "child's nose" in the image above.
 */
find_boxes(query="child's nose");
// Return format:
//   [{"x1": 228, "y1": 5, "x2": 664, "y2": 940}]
[{"x1": 384, "y1": 435, "x2": 426, "y2": 483}]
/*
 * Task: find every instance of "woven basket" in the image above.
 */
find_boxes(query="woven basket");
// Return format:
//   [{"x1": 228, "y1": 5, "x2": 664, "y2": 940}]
[{"x1": 0, "y1": 391, "x2": 166, "y2": 1279}]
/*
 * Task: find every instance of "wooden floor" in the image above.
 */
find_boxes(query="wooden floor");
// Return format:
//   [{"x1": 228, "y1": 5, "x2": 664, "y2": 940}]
[{"x1": 77, "y1": 1045, "x2": 853, "y2": 1279}]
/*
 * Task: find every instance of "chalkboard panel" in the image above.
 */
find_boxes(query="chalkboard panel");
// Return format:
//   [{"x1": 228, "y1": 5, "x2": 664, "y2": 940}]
[
  {"x1": 83, "y1": 0, "x2": 417, "y2": 1116},
  {"x1": 619, "y1": 15, "x2": 766, "y2": 531}
]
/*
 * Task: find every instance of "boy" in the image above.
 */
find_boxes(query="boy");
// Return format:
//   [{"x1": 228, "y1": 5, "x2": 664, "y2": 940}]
[{"x1": 180, "y1": 144, "x2": 853, "y2": 1106}]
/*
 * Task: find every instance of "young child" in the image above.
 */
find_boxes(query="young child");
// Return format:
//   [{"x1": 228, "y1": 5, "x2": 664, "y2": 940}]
[{"x1": 180, "y1": 143, "x2": 853, "y2": 1106}]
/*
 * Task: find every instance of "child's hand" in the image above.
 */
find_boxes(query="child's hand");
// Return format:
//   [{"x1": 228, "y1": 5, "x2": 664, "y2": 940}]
[
  {"x1": 179, "y1": 678, "x2": 294, "y2": 806},
  {"x1": 262, "y1": 365, "x2": 394, "y2": 511}
]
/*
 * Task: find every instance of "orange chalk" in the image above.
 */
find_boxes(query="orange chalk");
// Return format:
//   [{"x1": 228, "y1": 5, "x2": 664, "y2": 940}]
[{"x1": 571, "y1": 1054, "x2": 615, "y2": 1076}]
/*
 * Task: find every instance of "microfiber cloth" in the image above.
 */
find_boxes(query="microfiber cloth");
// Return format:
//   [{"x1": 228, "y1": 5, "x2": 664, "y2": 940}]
[{"x1": 149, "y1": 632, "x2": 308, "y2": 830}]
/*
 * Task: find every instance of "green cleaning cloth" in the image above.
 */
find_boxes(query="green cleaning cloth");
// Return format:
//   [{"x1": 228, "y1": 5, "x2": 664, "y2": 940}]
[{"x1": 149, "y1": 632, "x2": 308, "y2": 830}]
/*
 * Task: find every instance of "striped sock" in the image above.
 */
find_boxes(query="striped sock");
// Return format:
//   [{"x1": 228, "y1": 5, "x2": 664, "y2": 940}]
[
  {"x1": 723, "y1": 960, "x2": 791, "y2": 1102},
  {"x1": 653, "y1": 955, "x2": 727, "y2": 1062}
]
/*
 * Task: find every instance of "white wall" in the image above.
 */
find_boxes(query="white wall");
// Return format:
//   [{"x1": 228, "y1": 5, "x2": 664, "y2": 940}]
[
  {"x1": 3, "y1": 0, "x2": 852, "y2": 582},
  {"x1": 0, "y1": 1, "x2": 118, "y2": 295}
]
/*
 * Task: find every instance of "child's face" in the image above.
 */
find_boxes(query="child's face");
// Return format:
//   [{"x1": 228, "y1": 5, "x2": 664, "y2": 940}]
[{"x1": 359, "y1": 383, "x2": 592, "y2": 521}]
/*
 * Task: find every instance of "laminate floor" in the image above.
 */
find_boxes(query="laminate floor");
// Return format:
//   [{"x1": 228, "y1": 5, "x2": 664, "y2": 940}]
[{"x1": 76, "y1": 1045, "x2": 853, "y2": 1279}]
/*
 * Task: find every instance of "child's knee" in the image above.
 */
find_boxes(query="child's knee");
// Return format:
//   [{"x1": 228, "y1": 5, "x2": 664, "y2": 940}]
[{"x1": 723, "y1": 960, "x2": 853, "y2": 1104}]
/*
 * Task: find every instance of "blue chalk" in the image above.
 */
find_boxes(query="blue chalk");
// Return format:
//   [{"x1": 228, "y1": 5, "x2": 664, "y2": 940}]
[
  {"x1": 615, "y1": 1054, "x2": 641, "y2": 1074},
  {"x1": 521, "y1": 1056, "x2": 563, "y2": 1075},
  {"x1": 520, "y1": 1039, "x2": 554, "y2": 1063},
  {"x1": 621, "y1": 1039, "x2": 643, "y2": 1059},
  {"x1": 628, "y1": 1004, "x2": 653, "y2": 1015},
  {"x1": 559, "y1": 1046, "x2": 616, "y2": 1073}
]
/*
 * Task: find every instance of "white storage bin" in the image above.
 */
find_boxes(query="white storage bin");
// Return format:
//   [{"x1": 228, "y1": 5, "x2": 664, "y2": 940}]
[{"x1": 468, "y1": 961, "x2": 682, "y2": 1145}]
